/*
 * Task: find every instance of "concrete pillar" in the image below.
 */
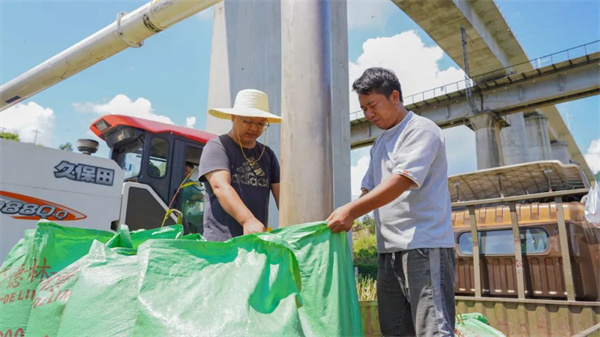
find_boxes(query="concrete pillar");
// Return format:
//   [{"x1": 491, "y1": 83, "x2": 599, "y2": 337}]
[
  {"x1": 206, "y1": 0, "x2": 282, "y2": 228},
  {"x1": 206, "y1": 1, "x2": 282, "y2": 136},
  {"x1": 525, "y1": 112, "x2": 552, "y2": 161},
  {"x1": 500, "y1": 112, "x2": 529, "y2": 165},
  {"x1": 280, "y1": 0, "x2": 334, "y2": 227},
  {"x1": 330, "y1": 0, "x2": 351, "y2": 210},
  {"x1": 551, "y1": 141, "x2": 570, "y2": 164},
  {"x1": 468, "y1": 112, "x2": 505, "y2": 169},
  {"x1": 207, "y1": 0, "x2": 350, "y2": 228}
]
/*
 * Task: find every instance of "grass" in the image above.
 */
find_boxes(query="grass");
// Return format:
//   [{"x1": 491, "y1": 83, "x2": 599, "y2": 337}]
[
  {"x1": 356, "y1": 274, "x2": 377, "y2": 301},
  {"x1": 353, "y1": 227, "x2": 378, "y2": 280}
]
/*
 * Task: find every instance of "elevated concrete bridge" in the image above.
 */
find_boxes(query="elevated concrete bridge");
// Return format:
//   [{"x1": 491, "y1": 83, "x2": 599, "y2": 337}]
[
  {"x1": 389, "y1": 0, "x2": 596, "y2": 181},
  {"x1": 351, "y1": 48, "x2": 600, "y2": 147}
]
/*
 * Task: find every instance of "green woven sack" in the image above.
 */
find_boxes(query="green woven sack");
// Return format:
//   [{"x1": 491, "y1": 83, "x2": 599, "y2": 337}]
[
  {"x1": 0, "y1": 222, "x2": 113, "y2": 336},
  {"x1": 25, "y1": 241, "x2": 135, "y2": 337},
  {"x1": 256, "y1": 222, "x2": 364, "y2": 336},
  {"x1": 130, "y1": 222, "x2": 363, "y2": 336},
  {"x1": 106, "y1": 224, "x2": 184, "y2": 250},
  {"x1": 26, "y1": 224, "x2": 182, "y2": 337},
  {"x1": 20, "y1": 222, "x2": 363, "y2": 337},
  {"x1": 455, "y1": 312, "x2": 506, "y2": 337},
  {"x1": 131, "y1": 235, "x2": 304, "y2": 336},
  {"x1": 55, "y1": 245, "x2": 139, "y2": 337}
]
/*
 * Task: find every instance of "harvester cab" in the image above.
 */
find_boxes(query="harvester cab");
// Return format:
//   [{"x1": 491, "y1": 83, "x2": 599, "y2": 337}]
[{"x1": 90, "y1": 114, "x2": 216, "y2": 233}]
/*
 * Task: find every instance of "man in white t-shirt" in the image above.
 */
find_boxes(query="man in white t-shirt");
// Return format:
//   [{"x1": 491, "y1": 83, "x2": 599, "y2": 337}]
[{"x1": 327, "y1": 67, "x2": 456, "y2": 336}]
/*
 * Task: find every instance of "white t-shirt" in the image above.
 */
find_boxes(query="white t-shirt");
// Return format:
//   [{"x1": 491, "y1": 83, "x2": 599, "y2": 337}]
[{"x1": 361, "y1": 111, "x2": 455, "y2": 253}]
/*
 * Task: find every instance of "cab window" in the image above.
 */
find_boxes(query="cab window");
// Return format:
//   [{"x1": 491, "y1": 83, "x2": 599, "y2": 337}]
[
  {"x1": 181, "y1": 146, "x2": 204, "y2": 234},
  {"x1": 148, "y1": 137, "x2": 168, "y2": 178},
  {"x1": 116, "y1": 141, "x2": 142, "y2": 181}
]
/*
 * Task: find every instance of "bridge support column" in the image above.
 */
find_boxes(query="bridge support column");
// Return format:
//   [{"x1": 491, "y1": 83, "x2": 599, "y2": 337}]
[
  {"x1": 280, "y1": 0, "x2": 350, "y2": 227},
  {"x1": 551, "y1": 141, "x2": 570, "y2": 164},
  {"x1": 206, "y1": 0, "x2": 351, "y2": 227},
  {"x1": 206, "y1": 0, "x2": 283, "y2": 229},
  {"x1": 500, "y1": 112, "x2": 529, "y2": 165},
  {"x1": 207, "y1": 0, "x2": 350, "y2": 228},
  {"x1": 468, "y1": 112, "x2": 505, "y2": 170},
  {"x1": 525, "y1": 112, "x2": 552, "y2": 161}
]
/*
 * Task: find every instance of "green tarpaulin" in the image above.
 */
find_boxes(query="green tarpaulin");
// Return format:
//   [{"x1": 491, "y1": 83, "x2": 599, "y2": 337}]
[
  {"x1": 455, "y1": 313, "x2": 506, "y2": 337},
  {"x1": 132, "y1": 236, "x2": 305, "y2": 336},
  {"x1": 0, "y1": 222, "x2": 114, "y2": 335},
  {"x1": 3, "y1": 221, "x2": 363, "y2": 336},
  {"x1": 56, "y1": 245, "x2": 140, "y2": 337},
  {"x1": 26, "y1": 225, "x2": 183, "y2": 337}
]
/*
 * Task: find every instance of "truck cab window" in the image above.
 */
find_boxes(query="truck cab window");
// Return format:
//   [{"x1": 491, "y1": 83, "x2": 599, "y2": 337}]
[
  {"x1": 148, "y1": 137, "x2": 168, "y2": 178},
  {"x1": 181, "y1": 146, "x2": 204, "y2": 234},
  {"x1": 116, "y1": 143, "x2": 143, "y2": 181}
]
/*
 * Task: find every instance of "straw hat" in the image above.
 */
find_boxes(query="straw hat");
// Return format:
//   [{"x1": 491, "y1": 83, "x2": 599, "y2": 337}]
[{"x1": 208, "y1": 89, "x2": 281, "y2": 124}]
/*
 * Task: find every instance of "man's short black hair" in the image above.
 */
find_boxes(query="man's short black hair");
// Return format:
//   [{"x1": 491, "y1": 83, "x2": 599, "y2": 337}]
[{"x1": 352, "y1": 67, "x2": 403, "y2": 102}]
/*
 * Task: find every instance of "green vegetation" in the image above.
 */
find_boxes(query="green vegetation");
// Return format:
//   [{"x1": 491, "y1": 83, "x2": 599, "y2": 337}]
[
  {"x1": 356, "y1": 274, "x2": 377, "y2": 301},
  {"x1": 0, "y1": 131, "x2": 19, "y2": 141},
  {"x1": 353, "y1": 214, "x2": 377, "y2": 280},
  {"x1": 352, "y1": 215, "x2": 378, "y2": 300},
  {"x1": 59, "y1": 142, "x2": 73, "y2": 151}
]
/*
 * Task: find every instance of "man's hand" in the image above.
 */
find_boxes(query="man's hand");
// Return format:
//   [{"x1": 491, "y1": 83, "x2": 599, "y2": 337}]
[
  {"x1": 242, "y1": 218, "x2": 266, "y2": 235},
  {"x1": 327, "y1": 205, "x2": 354, "y2": 233}
]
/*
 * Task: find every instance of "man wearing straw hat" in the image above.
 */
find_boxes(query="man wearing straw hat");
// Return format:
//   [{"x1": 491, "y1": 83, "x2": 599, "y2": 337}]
[{"x1": 198, "y1": 89, "x2": 281, "y2": 241}]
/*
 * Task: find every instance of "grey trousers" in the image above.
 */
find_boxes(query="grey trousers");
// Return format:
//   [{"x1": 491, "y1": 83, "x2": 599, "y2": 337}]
[{"x1": 377, "y1": 248, "x2": 456, "y2": 337}]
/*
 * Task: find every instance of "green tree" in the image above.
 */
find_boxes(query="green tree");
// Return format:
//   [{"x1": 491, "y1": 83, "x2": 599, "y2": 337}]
[
  {"x1": 352, "y1": 215, "x2": 378, "y2": 279},
  {"x1": 0, "y1": 131, "x2": 19, "y2": 141},
  {"x1": 361, "y1": 214, "x2": 376, "y2": 234},
  {"x1": 353, "y1": 230, "x2": 377, "y2": 279},
  {"x1": 59, "y1": 142, "x2": 73, "y2": 151}
]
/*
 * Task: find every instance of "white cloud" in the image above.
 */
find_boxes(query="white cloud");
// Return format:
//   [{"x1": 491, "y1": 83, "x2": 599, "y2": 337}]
[
  {"x1": 348, "y1": 31, "x2": 465, "y2": 114},
  {"x1": 442, "y1": 126, "x2": 477, "y2": 176},
  {"x1": 0, "y1": 102, "x2": 55, "y2": 146},
  {"x1": 584, "y1": 138, "x2": 600, "y2": 174},
  {"x1": 73, "y1": 94, "x2": 174, "y2": 124},
  {"x1": 186, "y1": 117, "x2": 197, "y2": 128},
  {"x1": 347, "y1": 0, "x2": 396, "y2": 30},
  {"x1": 351, "y1": 153, "x2": 370, "y2": 198}
]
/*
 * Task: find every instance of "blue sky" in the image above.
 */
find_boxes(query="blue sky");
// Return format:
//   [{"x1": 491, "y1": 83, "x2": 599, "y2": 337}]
[
  {"x1": 1, "y1": 1, "x2": 214, "y2": 147},
  {"x1": 1, "y1": 0, "x2": 599, "y2": 196}
]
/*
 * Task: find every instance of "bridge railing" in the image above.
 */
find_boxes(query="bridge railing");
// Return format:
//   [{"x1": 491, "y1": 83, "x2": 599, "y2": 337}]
[{"x1": 350, "y1": 40, "x2": 600, "y2": 121}]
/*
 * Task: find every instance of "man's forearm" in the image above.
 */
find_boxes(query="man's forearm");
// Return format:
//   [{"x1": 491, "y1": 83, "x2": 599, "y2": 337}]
[{"x1": 348, "y1": 175, "x2": 413, "y2": 218}]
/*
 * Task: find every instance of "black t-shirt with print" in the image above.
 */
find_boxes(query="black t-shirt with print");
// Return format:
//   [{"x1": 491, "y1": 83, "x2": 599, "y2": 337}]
[{"x1": 198, "y1": 134, "x2": 280, "y2": 241}]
